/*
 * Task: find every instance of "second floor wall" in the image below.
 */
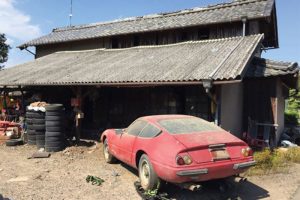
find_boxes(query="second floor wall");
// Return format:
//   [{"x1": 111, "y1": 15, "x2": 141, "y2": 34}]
[{"x1": 35, "y1": 17, "x2": 276, "y2": 58}]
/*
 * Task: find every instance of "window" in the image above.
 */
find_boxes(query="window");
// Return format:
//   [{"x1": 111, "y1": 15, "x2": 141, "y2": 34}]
[
  {"x1": 139, "y1": 123, "x2": 161, "y2": 138},
  {"x1": 127, "y1": 120, "x2": 147, "y2": 136},
  {"x1": 198, "y1": 28, "x2": 209, "y2": 40},
  {"x1": 158, "y1": 117, "x2": 222, "y2": 134},
  {"x1": 133, "y1": 35, "x2": 140, "y2": 46},
  {"x1": 181, "y1": 32, "x2": 188, "y2": 41},
  {"x1": 112, "y1": 38, "x2": 119, "y2": 48}
]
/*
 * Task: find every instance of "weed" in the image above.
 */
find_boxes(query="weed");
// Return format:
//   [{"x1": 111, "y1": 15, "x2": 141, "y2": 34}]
[{"x1": 246, "y1": 147, "x2": 300, "y2": 176}]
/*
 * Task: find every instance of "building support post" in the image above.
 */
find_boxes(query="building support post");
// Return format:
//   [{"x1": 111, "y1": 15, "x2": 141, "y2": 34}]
[
  {"x1": 75, "y1": 86, "x2": 83, "y2": 144},
  {"x1": 203, "y1": 79, "x2": 219, "y2": 124}
]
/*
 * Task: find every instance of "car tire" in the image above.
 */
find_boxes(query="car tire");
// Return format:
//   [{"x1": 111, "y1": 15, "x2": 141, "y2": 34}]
[
  {"x1": 138, "y1": 154, "x2": 160, "y2": 191},
  {"x1": 103, "y1": 139, "x2": 116, "y2": 164}
]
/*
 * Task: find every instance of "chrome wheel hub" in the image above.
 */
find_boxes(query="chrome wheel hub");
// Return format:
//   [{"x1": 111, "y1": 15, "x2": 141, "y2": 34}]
[{"x1": 140, "y1": 160, "x2": 150, "y2": 187}]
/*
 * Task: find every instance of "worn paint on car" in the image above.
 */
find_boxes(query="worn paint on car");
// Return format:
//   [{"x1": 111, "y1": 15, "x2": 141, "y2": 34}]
[{"x1": 101, "y1": 115, "x2": 255, "y2": 184}]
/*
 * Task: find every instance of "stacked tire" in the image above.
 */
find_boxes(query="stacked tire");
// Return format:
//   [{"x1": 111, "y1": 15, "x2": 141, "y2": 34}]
[
  {"x1": 26, "y1": 110, "x2": 45, "y2": 147},
  {"x1": 45, "y1": 104, "x2": 66, "y2": 152}
]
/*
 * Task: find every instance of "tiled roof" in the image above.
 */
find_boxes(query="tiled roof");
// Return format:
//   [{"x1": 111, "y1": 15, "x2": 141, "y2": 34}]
[
  {"x1": 247, "y1": 57, "x2": 299, "y2": 77},
  {"x1": 19, "y1": 0, "x2": 274, "y2": 48},
  {"x1": 0, "y1": 35, "x2": 263, "y2": 86}
]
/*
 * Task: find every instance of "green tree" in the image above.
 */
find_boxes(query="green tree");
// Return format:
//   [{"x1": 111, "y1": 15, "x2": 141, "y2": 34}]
[
  {"x1": 0, "y1": 34, "x2": 10, "y2": 69},
  {"x1": 285, "y1": 89, "x2": 300, "y2": 125}
]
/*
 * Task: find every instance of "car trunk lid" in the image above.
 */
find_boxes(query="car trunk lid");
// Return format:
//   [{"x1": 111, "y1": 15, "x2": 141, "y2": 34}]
[{"x1": 172, "y1": 131, "x2": 245, "y2": 163}]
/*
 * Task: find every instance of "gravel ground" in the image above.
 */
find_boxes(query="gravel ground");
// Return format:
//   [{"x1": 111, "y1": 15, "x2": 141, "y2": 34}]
[{"x1": 0, "y1": 141, "x2": 299, "y2": 200}]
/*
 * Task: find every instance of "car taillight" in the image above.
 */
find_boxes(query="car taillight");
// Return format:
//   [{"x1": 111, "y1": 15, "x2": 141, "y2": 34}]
[
  {"x1": 241, "y1": 147, "x2": 253, "y2": 157},
  {"x1": 176, "y1": 155, "x2": 192, "y2": 165}
]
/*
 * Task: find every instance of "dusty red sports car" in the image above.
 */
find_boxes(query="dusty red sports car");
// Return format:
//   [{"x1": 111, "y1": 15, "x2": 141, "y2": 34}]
[{"x1": 101, "y1": 115, "x2": 255, "y2": 190}]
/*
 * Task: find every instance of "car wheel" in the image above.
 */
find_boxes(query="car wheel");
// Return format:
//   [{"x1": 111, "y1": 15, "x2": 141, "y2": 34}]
[
  {"x1": 103, "y1": 139, "x2": 116, "y2": 163},
  {"x1": 138, "y1": 154, "x2": 160, "y2": 191}
]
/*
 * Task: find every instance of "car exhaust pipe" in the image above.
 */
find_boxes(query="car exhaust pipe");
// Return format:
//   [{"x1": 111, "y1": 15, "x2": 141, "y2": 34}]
[{"x1": 182, "y1": 183, "x2": 202, "y2": 191}]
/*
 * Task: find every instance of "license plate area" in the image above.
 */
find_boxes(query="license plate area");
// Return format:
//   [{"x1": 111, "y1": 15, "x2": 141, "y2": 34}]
[{"x1": 209, "y1": 144, "x2": 230, "y2": 161}]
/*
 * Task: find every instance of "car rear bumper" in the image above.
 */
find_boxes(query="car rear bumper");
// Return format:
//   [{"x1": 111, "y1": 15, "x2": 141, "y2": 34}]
[
  {"x1": 233, "y1": 161, "x2": 256, "y2": 170},
  {"x1": 176, "y1": 168, "x2": 208, "y2": 176},
  {"x1": 176, "y1": 160, "x2": 256, "y2": 177},
  {"x1": 153, "y1": 159, "x2": 255, "y2": 183}
]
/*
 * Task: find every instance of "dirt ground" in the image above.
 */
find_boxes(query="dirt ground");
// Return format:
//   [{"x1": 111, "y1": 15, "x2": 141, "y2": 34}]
[{"x1": 0, "y1": 141, "x2": 300, "y2": 200}]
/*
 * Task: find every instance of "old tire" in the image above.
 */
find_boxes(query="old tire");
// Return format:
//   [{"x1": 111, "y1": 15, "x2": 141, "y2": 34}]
[
  {"x1": 28, "y1": 124, "x2": 45, "y2": 131},
  {"x1": 6, "y1": 139, "x2": 23, "y2": 146},
  {"x1": 45, "y1": 104, "x2": 64, "y2": 111},
  {"x1": 32, "y1": 119, "x2": 45, "y2": 124},
  {"x1": 46, "y1": 111, "x2": 64, "y2": 116},
  {"x1": 36, "y1": 140, "x2": 45, "y2": 148},
  {"x1": 138, "y1": 154, "x2": 160, "y2": 191},
  {"x1": 36, "y1": 135, "x2": 45, "y2": 140},
  {"x1": 26, "y1": 118, "x2": 34, "y2": 124},
  {"x1": 46, "y1": 121, "x2": 64, "y2": 127},
  {"x1": 46, "y1": 126, "x2": 64, "y2": 132},
  {"x1": 27, "y1": 129, "x2": 36, "y2": 135},
  {"x1": 103, "y1": 139, "x2": 116, "y2": 163},
  {"x1": 45, "y1": 145, "x2": 65, "y2": 152},
  {"x1": 27, "y1": 134, "x2": 36, "y2": 140},
  {"x1": 45, "y1": 136, "x2": 64, "y2": 143},
  {"x1": 45, "y1": 116, "x2": 64, "y2": 121},
  {"x1": 26, "y1": 112, "x2": 45, "y2": 119},
  {"x1": 45, "y1": 131, "x2": 64, "y2": 137}
]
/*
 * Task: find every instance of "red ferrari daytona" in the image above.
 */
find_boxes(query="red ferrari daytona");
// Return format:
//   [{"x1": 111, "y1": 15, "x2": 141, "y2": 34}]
[{"x1": 101, "y1": 115, "x2": 255, "y2": 190}]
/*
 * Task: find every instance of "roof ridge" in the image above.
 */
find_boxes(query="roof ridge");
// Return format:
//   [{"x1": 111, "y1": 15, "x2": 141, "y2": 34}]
[
  {"x1": 53, "y1": 0, "x2": 266, "y2": 33},
  {"x1": 54, "y1": 34, "x2": 263, "y2": 54},
  {"x1": 254, "y1": 57, "x2": 299, "y2": 70}
]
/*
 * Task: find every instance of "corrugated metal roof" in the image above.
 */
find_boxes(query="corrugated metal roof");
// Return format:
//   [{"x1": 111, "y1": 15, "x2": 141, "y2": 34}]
[
  {"x1": 0, "y1": 35, "x2": 264, "y2": 86},
  {"x1": 19, "y1": 0, "x2": 274, "y2": 48},
  {"x1": 246, "y1": 57, "x2": 299, "y2": 78}
]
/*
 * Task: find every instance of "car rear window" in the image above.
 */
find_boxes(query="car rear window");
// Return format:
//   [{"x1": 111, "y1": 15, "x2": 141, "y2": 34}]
[{"x1": 158, "y1": 117, "x2": 222, "y2": 134}]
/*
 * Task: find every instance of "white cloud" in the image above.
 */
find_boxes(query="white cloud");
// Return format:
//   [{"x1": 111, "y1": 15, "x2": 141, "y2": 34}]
[
  {"x1": 0, "y1": 0, "x2": 41, "y2": 67},
  {"x1": 0, "y1": 0, "x2": 42, "y2": 42},
  {"x1": 6, "y1": 37, "x2": 14, "y2": 45}
]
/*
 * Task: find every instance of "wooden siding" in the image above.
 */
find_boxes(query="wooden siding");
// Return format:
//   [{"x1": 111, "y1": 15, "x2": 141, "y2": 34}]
[{"x1": 35, "y1": 21, "x2": 261, "y2": 58}]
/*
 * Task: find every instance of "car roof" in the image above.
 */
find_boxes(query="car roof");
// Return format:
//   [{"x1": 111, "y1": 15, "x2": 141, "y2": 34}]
[{"x1": 140, "y1": 114, "x2": 195, "y2": 123}]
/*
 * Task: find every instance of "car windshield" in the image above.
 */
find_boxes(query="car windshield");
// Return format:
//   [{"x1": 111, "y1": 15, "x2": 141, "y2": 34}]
[{"x1": 158, "y1": 117, "x2": 222, "y2": 134}]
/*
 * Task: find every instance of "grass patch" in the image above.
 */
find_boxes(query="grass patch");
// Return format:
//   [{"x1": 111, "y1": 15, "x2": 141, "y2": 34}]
[{"x1": 245, "y1": 147, "x2": 300, "y2": 176}]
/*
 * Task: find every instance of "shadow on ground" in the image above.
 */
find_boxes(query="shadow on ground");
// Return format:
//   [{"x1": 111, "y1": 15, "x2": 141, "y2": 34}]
[
  {"x1": 162, "y1": 177, "x2": 269, "y2": 200},
  {"x1": 0, "y1": 194, "x2": 11, "y2": 200},
  {"x1": 117, "y1": 161, "x2": 269, "y2": 200},
  {"x1": 67, "y1": 140, "x2": 96, "y2": 147}
]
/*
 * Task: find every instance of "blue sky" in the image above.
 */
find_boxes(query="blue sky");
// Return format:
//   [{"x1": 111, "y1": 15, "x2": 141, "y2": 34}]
[{"x1": 0, "y1": 0, "x2": 299, "y2": 67}]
